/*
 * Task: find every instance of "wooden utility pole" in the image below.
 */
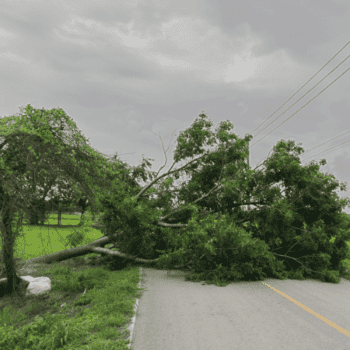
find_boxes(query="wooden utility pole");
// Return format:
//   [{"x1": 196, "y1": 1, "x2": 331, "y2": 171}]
[{"x1": 246, "y1": 135, "x2": 251, "y2": 213}]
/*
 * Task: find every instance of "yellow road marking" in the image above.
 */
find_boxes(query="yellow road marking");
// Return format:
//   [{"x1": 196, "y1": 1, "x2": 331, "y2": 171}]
[{"x1": 262, "y1": 282, "x2": 350, "y2": 337}]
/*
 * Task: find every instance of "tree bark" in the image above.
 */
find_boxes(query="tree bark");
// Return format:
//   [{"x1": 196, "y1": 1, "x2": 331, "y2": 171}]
[
  {"x1": 18, "y1": 235, "x2": 159, "y2": 267},
  {"x1": 2, "y1": 229, "x2": 198, "y2": 279},
  {"x1": 57, "y1": 201, "x2": 63, "y2": 226},
  {"x1": 77, "y1": 197, "x2": 90, "y2": 226},
  {"x1": 0, "y1": 207, "x2": 25, "y2": 296}
]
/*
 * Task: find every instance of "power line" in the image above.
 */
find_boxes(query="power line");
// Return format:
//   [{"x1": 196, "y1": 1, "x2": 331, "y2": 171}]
[
  {"x1": 300, "y1": 138, "x2": 350, "y2": 165},
  {"x1": 250, "y1": 62, "x2": 350, "y2": 150},
  {"x1": 249, "y1": 40, "x2": 350, "y2": 138},
  {"x1": 246, "y1": 138, "x2": 250, "y2": 212},
  {"x1": 158, "y1": 41, "x2": 349, "y2": 206},
  {"x1": 250, "y1": 137, "x2": 350, "y2": 209},
  {"x1": 249, "y1": 40, "x2": 350, "y2": 147},
  {"x1": 299, "y1": 129, "x2": 350, "y2": 157},
  {"x1": 238, "y1": 39, "x2": 350, "y2": 210},
  {"x1": 249, "y1": 62, "x2": 350, "y2": 168},
  {"x1": 195, "y1": 42, "x2": 350, "y2": 203},
  {"x1": 255, "y1": 129, "x2": 350, "y2": 169}
]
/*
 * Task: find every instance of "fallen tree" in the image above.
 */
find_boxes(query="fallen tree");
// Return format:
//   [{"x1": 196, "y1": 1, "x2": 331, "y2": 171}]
[
  {"x1": 2, "y1": 106, "x2": 350, "y2": 295},
  {"x1": 19, "y1": 235, "x2": 160, "y2": 266}
]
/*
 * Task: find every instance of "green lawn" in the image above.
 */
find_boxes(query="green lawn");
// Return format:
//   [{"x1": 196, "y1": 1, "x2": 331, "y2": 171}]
[
  {"x1": 3, "y1": 211, "x2": 105, "y2": 260},
  {"x1": 1, "y1": 212, "x2": 350, "y2": 349},
  {"x1": 0, "y1": 212, "x2": 145, "y2": 350}
]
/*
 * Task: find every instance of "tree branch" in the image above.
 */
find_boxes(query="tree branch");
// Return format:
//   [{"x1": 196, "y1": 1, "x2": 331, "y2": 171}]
[{"x1": 271, "y1": 252, "x2": 332, "y2": 277}]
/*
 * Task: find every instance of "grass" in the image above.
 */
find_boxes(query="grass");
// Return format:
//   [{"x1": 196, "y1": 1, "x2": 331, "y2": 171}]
[
  {"x1": 1, "y1": 212, "x2": 350, "y2": 349},
  {"x1": 0, "y1": 212, "x2": 147, "y2": 350}
]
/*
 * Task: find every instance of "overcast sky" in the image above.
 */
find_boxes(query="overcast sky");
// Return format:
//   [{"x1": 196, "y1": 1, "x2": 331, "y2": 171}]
[{"x1": 1, "y1": 0, "x2": 350, "y2": 215}]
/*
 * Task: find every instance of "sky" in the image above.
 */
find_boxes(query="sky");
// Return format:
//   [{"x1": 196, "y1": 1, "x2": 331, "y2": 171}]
[{"x1": 1, "y1": 0, "x2": 350, "y2": 216}]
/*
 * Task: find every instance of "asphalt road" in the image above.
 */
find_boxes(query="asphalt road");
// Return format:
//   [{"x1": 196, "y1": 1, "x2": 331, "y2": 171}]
[{"x1": 129, "y1": 267, "x2": 350, "y2": 350}]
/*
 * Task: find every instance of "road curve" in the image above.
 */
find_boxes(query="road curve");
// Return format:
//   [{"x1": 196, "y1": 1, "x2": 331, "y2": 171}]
[{"x1": 128, "y1": 267, "x2": 350, "y2": 350}]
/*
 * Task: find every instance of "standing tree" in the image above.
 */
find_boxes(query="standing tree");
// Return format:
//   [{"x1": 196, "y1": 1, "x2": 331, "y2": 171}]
[
  {"x1": 30, "y1": 155, "x2": 92, "y2": 226},
  {"x1": 19, "y1": 150, "x2": 146, "y2": 226},
  {"x1": 0, "y1": 110, "x2": 90, "y2": 226},
  {"x1": 1, "y1": 131, "x2": 58, "y2": 226},
  {"x1": 0, "y1": 104, "x2": 143, "y2": 296},
  {"x1": 43, "y1": 171, "x2": 84, "y2": 225},
  {"x1": 0, "y1": 106, "x2": 133, "y2": 227}
]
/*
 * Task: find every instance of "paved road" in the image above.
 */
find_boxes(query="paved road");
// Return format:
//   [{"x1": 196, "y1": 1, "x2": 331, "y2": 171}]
[{"x1": 129, "y1": 267, "x2": 350, "y2": 350}]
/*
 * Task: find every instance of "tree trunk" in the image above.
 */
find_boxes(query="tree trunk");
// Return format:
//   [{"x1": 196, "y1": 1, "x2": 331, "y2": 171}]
[
  {"x1": 57, "y1": 202, "x2": 63, "y2": 226},
  {"x1": 0, "y1": 212, "x2": 25, "y2": 296},
  {"x1": 78, "y1": 212, "x2": 85, "y2": 227},
  {"x1": 27, "y1": 208, "x2": 40, "y2": 225},
  {"x1": 1, "y1": 221, "x2": 214, "y2": 291},
  {"x1": 15, "y1": 235, "x2": 159, "y2": 267},
  {"x1": 26, "y1": 198, "x2": 50, "y2": 225},
  {"x1": 76, "y1": 197, "x2": 90, "y2": 226}
]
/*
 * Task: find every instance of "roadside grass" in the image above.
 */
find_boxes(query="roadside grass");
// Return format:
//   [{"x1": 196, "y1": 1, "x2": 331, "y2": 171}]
[
  {"x1": 0, "y1": 212, "x2": 146, "y2": 350},
  {"x1": 1, "y1": 212, "x2": 350, "y2": 349}
]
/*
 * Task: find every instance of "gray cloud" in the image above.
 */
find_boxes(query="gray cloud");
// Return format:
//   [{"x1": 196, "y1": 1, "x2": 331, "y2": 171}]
[{"x1": 1, "y1": 0, "x2": 349, "y2": 213}]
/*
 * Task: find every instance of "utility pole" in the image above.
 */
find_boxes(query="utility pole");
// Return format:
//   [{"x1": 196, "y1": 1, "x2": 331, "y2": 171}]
[{"x1": 246, "y1": 135, "x2": 251, "y2": 213}]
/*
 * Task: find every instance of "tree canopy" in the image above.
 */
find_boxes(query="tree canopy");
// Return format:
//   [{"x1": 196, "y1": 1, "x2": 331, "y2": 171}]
[
  {"x1": 1, "y1": 106, "x2": 147, "y2": 224},
  {"x1": 1, "y1": 105, "x2": 350, "y2": 298},
  {"x1": 94, "y1": 112, "x2": 350, "y2": 286},
  {"x1": 0, "y1": 104, "x2": 150, "y2": 295}
]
